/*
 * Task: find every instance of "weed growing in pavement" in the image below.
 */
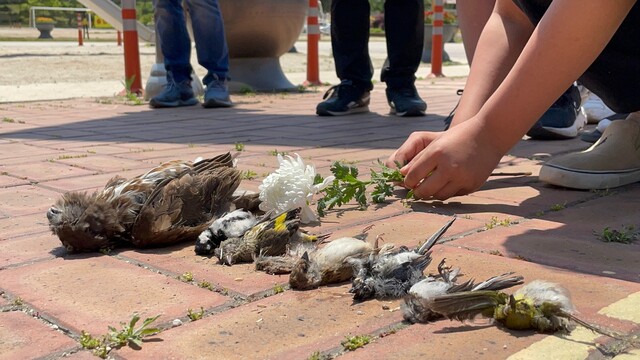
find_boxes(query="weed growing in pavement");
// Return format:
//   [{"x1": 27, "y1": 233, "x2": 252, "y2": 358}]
[
  {"x1": 341, "y1": 335, "x2": 371, "y2": 351},
  {"x1": 596, "y1": 225, "x2": 638, "y2": 244},
  {"x1": 235, "y1": 142, "x2": 245, "y2": 151},
  {"x1": 178, "y1": 272, "x2": 194, "y2": 282},
  {"x1": 80, "y1": 313, "x2": 161, "y2": 358},
  {"x1": 187, "y1": 307, "x2": 205, "y2": 321},
  {"x1": 485, "y1": 216, "x2": 514, "y2": 229},
  {"x1": 241, "y1": 169, "x2": 258, "y2": 180},
  {"x1": 550, "y1": 202, "x2": 566, "y2": 211},
  {"x1": 273, "y1": 283, "x2": 285, "y2": 294}
]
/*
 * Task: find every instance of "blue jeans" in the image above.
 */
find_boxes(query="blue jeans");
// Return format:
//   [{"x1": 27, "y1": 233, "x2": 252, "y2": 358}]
[{"x1": 155, "y1": 0, "x2": 230, "y2": 85}]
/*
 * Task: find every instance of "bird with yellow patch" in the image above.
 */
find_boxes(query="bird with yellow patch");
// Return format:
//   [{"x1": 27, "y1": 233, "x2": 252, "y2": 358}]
[
  {"x1": 215, "y1": 208, "x2": 301, "y2": 265},
  {"x1": 428, "y1": 280, "x2": 627, "y2": 339}
]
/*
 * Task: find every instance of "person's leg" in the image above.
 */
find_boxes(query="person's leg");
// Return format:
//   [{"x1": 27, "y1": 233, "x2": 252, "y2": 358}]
[
  {"x1": 150, "y1": 0, "x2": 198, "y2": 108},
  {"x1": 382, "y1": 0, "x2": 426, "y2": 116},
  {"x1": 457, "y1": 0, "x2": 495, "y2": 65},
  {"x1": 185, "y1": 0, "x2": 232, "y2": 107},
  {"x1": 316, "y1": 0, "x2": 372, "y2": 116}
]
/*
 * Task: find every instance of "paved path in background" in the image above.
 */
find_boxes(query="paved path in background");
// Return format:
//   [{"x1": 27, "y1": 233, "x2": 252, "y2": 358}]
[
  {"x1": 0, "y1": 27, "x2": 469, "y2": 103},
  {"x1": 0, "y1": 76, "x2": 638, "y2": 359}
]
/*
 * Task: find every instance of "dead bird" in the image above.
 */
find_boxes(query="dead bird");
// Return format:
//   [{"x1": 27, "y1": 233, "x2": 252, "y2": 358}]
[
  {"x1": 289, "y1": 226, "x2": 376, "y2": 290},
  {"x1": 426, "y1": 279, "x2": 628, "y2": 339},
  {"x1": 214, "y1": 208, "x2": 301, "y2": 265},
  {"x1": 402, "y1": 259, "x2": 524, "y2": 323},
  {"x1": 47, "y1": 153, "x2": 248, "y2": 252},
  {"x1": 195, "y1": 208, "x2": 261, "y2": 255},
  {"x1": 254, "y1": 231, "x2": 331, "y2": 275},
  {"x1": 347, "y1": 217, "x2": 456, "y2": 301}
]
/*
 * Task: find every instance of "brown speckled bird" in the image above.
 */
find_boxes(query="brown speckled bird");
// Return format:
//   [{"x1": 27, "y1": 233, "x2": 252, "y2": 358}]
[{"x1": 47, "y1": 152, "x2": 254, "y2": 252}]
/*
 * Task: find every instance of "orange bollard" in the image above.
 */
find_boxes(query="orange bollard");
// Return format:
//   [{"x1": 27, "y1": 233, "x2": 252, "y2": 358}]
[
  {"x1": 76, "y1": 12, "x2": 83, "y2": 46},
  {"x1": 305, "y1": 0, "x2": 321, "y2": 86},
  {"x1": 117, "y1": 31, "x2": 122, "y2": 46},
  {"x1": 429, "y1": 0, "x2": 445, "y2": 77},
  {"x1": 121, "y1": 0, "x2": 143, "y2": 95}
]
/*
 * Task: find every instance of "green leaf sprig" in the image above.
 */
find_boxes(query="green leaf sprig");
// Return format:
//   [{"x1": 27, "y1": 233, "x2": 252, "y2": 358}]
[{"x1": 315, "y1": 161, "x2": 411, "y2": 216}]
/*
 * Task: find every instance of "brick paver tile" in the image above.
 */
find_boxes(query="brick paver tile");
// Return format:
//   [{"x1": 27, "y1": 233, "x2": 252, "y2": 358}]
[
  {"x1": 0, "y1": 256, "x2": 228, "y2": 335},
  {"x1": 0, "y1": 213, "x2": 50, "y2": 240},
  {"x1": 0, "y1": 233, "x2": 62, "y2": 268},
  {"x1": 0, "y1": 185, "x2": 62, "y2": 217},
  {"x1": 2, "y1": 161, "x2": 96, "y2": 183},
  {"x1": 0, "y1": 311, "x2": 77, "y2": 359},
  {"x1": 115, "y1": 284, "x2": 404, "y2": 360}
]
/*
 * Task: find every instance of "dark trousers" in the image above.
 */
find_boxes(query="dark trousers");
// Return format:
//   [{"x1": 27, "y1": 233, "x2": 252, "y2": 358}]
[{"x1": 330, "y1": 0, "x2": 424, "y2": 90}]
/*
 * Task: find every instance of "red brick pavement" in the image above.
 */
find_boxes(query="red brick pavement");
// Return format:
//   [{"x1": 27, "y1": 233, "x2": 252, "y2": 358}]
[{"x1": 0, "y1": 78, "x2": 638, "y2": 359}]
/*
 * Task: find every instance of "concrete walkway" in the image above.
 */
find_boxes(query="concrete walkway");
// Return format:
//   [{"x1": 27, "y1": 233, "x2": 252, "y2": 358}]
[{"x1": 0, "y1": 30, "x2": 639, "y2": 360}]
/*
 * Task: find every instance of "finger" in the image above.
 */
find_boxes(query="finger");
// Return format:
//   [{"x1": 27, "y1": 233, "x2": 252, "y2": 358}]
[
  {"x1": 433, "y1": 181, "x2": 462, "y2": 201},
  {"x1": 401, "y1": 151, "x2": 437, "y2": 190},
  {"x1": 387, "y1": 132, "x2": 430, "y2": 168},
  {"x1": 411, "y1": 168, "x2": 449, "y2": 200}
]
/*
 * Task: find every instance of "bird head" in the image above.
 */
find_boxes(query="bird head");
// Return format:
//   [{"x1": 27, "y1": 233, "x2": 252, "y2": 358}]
[
  {"x1": 47, "y1": 192, "x2": 128, "y2": 252},
  {"x1": 289, "y1": 251, "x2": 313, "y2": 289}
]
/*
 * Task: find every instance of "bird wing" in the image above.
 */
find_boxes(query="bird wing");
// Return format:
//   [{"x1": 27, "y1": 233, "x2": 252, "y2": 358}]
[
  {"x1": 416, "y1": 217, "x2": 456, "y2": 254},
  {"x1": 428, "y1": 290, "x2": 506, "y2": 321},
  {"x1": 130, "y1": 153, "x2": 240, "y2": 247}
]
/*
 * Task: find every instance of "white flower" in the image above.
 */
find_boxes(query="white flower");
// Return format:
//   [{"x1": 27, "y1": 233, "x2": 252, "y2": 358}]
[{"x1": 259, "y1": 153, "x2": 334, "y2": 223}]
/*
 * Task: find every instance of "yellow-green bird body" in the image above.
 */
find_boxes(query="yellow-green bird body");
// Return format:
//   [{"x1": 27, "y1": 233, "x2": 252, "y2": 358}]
[{"x1": 429, "y1": 280, "x2": 579, "y2": 333}]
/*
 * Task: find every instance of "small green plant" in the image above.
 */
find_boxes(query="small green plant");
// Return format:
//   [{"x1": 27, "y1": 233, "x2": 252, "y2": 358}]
[
  {"x1": 122, "y1": 76, "x2": 143, "y2": 105},
  {"x1": 80, "y1": 331, "x2": 110, "y2": 359},
  {"x1": 198, "y1": 280, "x2": 213, "y2": 290},
  {"x1": 535, "y1": 211, "x2": 545, "y2": 217},
  {"x1": 239, "y1": 86, "x2": 255, "y2": 95},
  {"x1": 550, "y1": 202, "x2": 566, "y2": 211},
  {"x1": 308, "y1": 351, "x2": 327, "y2": 360},
  {"x1": 296, "y1": 84, "x2": 308, "y2": 92},
  {"x1": 489, "y1": 250, "x2": 503, "y2": 256},
  {"x1": 58, "y1": 154, "x2": 88, "y2": 160},
  {"x1": 179, "y1": 272, "x2": 194, "y2": 282},
  {"x1": 597, "y1": 226, "x2": 638, "y2": 244},
  {"x1": 12, "y1": 297, "x2": 24, "y2": 306},
  {"x1": 241, "y1": 169, "x2": 258, "y2": 180},
  {"x1": 2, "y1": 117, "x2": 15, "y2": 123},
  {"x1": 187, "y1": 307, "x2": 205, "y2": 321},
  {"x1": 235, "y1": 142, "x2": 245, "y2": 151},
  {"x1": 107, "y1": 313, "x2": 161, "y2": 348},
  {"x1": 273, "y1": 283, "x2": 285, "y2": 294},
  {"x1": 485, "y1": 216, "x2": 513, "y2": 229},
  {"x1": 341, "y1": 335, "x2": 371, "y2": 351},
  {"x1": 188, "y1": 143, "x2": 197, "y2": 148},
  {"x1": 268, "y1": 149, "x2": 288, "y2": 156},
  {"x1": 316, "y1": 160, "x2": 406, "y2": 216}
]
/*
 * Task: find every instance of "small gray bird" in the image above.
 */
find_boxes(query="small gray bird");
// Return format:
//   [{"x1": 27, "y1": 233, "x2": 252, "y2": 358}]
[
  {"x1": 254, "y1": 231, "x2": 331, "y2": 274},
  {"x1": 402, "y1": 259, "x2": 524, "y2": 323},
  {"x1": 289, "y1": 227, "x2": 375, "y2": 290},
  {"x1": 347, "y1": 217, "x2": 456, "y2": 301},
  {"x1": 195, "y1": 209, "x2": 260, "y2": 255},
  {"x1": 47, "y1": 153, "x2": 247, "y2": 252},
  {"x1": 214, "y1": 208, "x2": 301, "y2": 265}
]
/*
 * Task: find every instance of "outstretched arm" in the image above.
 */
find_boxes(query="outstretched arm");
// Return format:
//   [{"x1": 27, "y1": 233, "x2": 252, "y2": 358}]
[{"x1": 390, "y1": 0, "x2": 635, "y2": 200}]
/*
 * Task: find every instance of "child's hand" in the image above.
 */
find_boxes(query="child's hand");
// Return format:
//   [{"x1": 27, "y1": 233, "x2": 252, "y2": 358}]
[
  {"x1": 399, "y1": 119, "x2": 503, "y2": 200},
  {"x1": 386, "y1": 131, "x2": 439, "y2": 184}
]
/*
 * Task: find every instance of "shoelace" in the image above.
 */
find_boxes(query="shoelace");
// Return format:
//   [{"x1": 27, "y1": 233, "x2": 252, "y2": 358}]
[{"x1": 322, "y1": 80, "x2": 354, "y2": 100}]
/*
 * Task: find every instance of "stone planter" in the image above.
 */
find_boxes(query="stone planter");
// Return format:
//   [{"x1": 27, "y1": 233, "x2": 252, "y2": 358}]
[
  {"x1": 220, "y1": 0, "x2": 307, "y2": 91},
  {"x1": 421, "y1": 24, "x2": 457, "y2": 63},
  {"x1": 36, "y1": 23, "x2": 55, "y2": 39}
]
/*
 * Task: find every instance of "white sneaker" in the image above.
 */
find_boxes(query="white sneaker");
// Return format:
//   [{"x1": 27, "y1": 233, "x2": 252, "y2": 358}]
[{"x1": 582, "y1": 93, "x2": 615, "y2": 124}]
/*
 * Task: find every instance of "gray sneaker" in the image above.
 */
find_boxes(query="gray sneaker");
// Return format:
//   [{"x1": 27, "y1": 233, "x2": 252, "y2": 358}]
[
  {"x1": 149, "y1": 77, "x2": 198, "y2": 108},
  {"x1": 203, "y1": 75, "x2": 233, "y2": 108}
]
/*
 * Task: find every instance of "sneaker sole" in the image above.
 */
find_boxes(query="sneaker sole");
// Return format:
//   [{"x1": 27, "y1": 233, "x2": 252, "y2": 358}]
[
  {"x1": 149, "y1": 98, "x2": 199, "y2": 108},
  {"x1": 539, "y1": 163, "x2": 640, "y2": 190},
  {"x1": 391, "y1": 107, "x2": 426, "y2": 117},
  {"x1": 527, "y1": 109, "x2": 587, "y2": 140},
  {"x1": 316, "y1": 106, "x2": 370, "y2": 116},
  {"x1": 203, "y1": 99, "x2": 233, "y2": 108}
]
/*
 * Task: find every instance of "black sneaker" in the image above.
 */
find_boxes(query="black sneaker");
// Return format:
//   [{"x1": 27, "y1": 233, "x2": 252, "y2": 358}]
[
  {"x1": 386, "y1": 85, "x2": 427, "y2": 117},
  {"x1": 316, "y1": 80, "x2": 370, "y2": 116},
  {"x1": 580, "y1": 113, "x2": 628, "y2": 143},
  {"x1": 526, "y1": 84, "x2": 586, "y2": 140}
]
